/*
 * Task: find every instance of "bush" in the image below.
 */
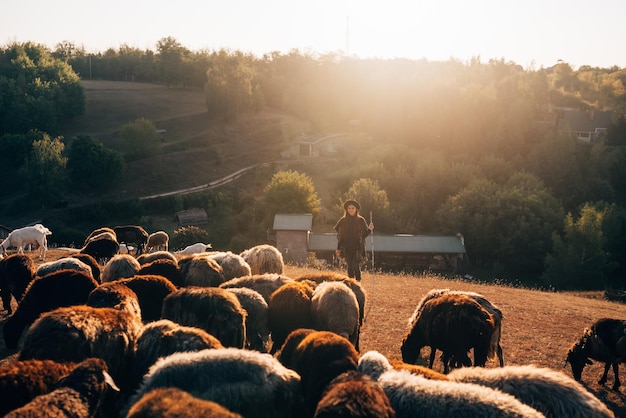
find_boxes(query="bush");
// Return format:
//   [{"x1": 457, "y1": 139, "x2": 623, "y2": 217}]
[{"x1": 170, "y1": 226, "x2": 210, "y2": 251}]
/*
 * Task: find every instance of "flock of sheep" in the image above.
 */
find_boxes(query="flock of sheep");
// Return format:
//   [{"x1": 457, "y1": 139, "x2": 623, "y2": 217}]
[{"x1": 0, "y1": 224, "x2": 622, "y2": 417}]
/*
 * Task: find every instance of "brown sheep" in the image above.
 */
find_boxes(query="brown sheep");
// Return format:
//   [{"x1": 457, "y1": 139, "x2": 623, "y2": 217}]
[
  {"x1": 136, "y1": 258, "x2": 184, "y2": 288},
  {"x1": 101, "y1": 254, "x2": 141, "y2": 283},
  {"x1": 70, "y1": 253, "x2": 102, "y2": 283},
  {"x1": 146, "y1": 230, "x2": 169, "y2": 252},
  {"x1": 179, "y1": 255, "x2": 225, "y2": 287},
  {"x1": 126, "y1": 387, "x2": 242, "y2": 418},
  {"x1": 0, "y1": 253, "x2": 35, "y2": 314},
  {"x1": 401, "y1": 292, "x2": 496, "y2": 373},
  {"x1": 161, "y1": 286, "x2": 247, "y2": 348},
  {"x1": 118, "y1": 274, "x2": 178, "y2": 323},
  {"x1": 86, "y1": 281, "x2": 142, "y2": 319},
  {"x1": 268, "y1": 281, "x2": 315, "y2": 353},
  {"x1": 136, "y1": 250, "x2": 178, "y2": 265},
  {"x1": 566, "y1": 317, "x2": 626, "y2": 390}
]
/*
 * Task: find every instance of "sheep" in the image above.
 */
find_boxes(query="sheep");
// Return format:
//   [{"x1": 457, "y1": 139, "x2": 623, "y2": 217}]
[
  {"x1": 136, "y1": 258, "x2": 184, "y2": 287},
  {"x1": 70, "y1": 253, "x2": 102, "y2": 283},
  {"x1": 314, "y1": 370, "x2": 396, "y2": 418},
  {"x1": 566, "y1": 317, "x2": 626, "y2": 390},
  {"x1": 127, "y1": 319, "x2": 224, "y2": 393},
  {"x1": 275, "y1": 328, "x2": 317, "y2": 365},
  {"x1": 118, "y1": 243, "x2": 132, "y2": 254},
  {"x1": 86, "y1": 281, "x2": 142, "y2": 319},
  {"x1": 372, "y1": 368, "x2": 545, "y2": 418},
  {"x1": 219, "y1": 273, "x2": 295, "y2": 304},
  {"x1": 80, "y1": 236, "x2": 120, "y2": 264},
  {"x1": 179, "y1": 254, "x2": 225, "y2": 287},
  {"x1": 161, "y1": 286, "x2": 247, "y2": 348},
  {"x1": 175, "y1": 242, "x2": 212, "y2": 255},
  {"x1": 124, "y1": 348, "x2": 303, "y2": 418},
  {"x1": 208, "y1": 250, "x2": 252, "y2": 280},
  {"x1": 3, "y1": 269, "x2": 99, "y2": 349},
  {"x1": 126, "y1": 387, "x2": 243, "y2": 418},
  {"x1": 4, "y1": 357, "x2": 119, "y2": 418},
  {"x1": 268, "y1": 281, "x2": 315, "y2": 354},
  {"x1": 114, "y1": 225, "x2": 150, "y2": 255},
  {"x1": 101, "y1": 254, "x2": 141, "y2": 283},
  {"x1": 285, "y1": 330, "x2": 360, "y2": 415},
  {"x1": 240, "y1": 244, "x2": 284, "y2": 275},
  {"x1": 311, "y1": 280, "x2": 360, "y2": 348},
  {"x1": 414, "y1": 288, "x2": 504, "y2": 367},
  {"x1": 35, "y1": 256, "x2": 93, "y2": 279},
  {"x1": 0, "y1": 359, "x2": 77, "y2": 415},
  {"x1": 0, "y1": 253, "x2": 35, "y2": 314},
  {"x1": 17, "y1": 305, "x2": 143, "y2": 396},
  {"x1": 146, "y1": 230, "x2": 169, "y2": 252},
  {"x1": 225, "y1": 286, "x2": 271, "y2": 352},
  {"x1": 136, "y1": 250, "x2": 178, "y2": 265},
  {"x1": 83, "y1": 226, "x2": 117, "y2": 246},
  {"x1": 117, "y1": 274, "x2": 178, "y2": 323},
  {"x1": 85, "y1": 230, "x2": 117, "y2": 244},
  {"x1": 448, "y1": 365, "x2": 615, "y2": 418},
  {"x1": 401, "y1": 292, "x2": 496, "y2": 373},
  {"x1": 0, "y1": 224, "x2": 51, "y2": 260}
]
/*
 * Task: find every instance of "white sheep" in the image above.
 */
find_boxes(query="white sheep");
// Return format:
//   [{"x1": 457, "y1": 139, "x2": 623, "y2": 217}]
[
  {"x1": 448, "y1": 365, "x2": 614, "y2": 418},
  {"x1": 124, "y1": 348, "x2": 303, "y2": 418},
  {"x1": 0, "y1": 225, "x2": 52, "y2": 260},
  {"x1": 208, "y1": 251, "x2": 252, "y2": 280},
  {"x1": 35, "y1": 257, "x2": 93, "y2": 279},
  {"x1": 240, "y1": 244, "x2": 284, "y2": 275},
  {"x1": 310, "y1": 280, "x2": 360, "y2": 347},
  {"x1": 175, "y1": 242, "x2": 212, "y2": 255}
]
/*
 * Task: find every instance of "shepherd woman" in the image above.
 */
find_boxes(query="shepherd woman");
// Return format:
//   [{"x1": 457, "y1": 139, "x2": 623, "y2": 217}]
[{"x1": 334, "y1": 199, "x2": 374, "y2": 281}]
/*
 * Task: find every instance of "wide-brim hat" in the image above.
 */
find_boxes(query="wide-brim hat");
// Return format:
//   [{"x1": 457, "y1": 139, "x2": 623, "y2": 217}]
[{"x1": 343, "y1": 199, "x2": 360, "y2": 210}]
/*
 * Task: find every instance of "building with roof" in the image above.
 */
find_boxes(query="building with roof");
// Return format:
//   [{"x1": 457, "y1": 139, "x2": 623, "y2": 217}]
[
  {"x1": 556, "y1": 109, "x2": 615, "y2": 143},
  {"x1": 272, "y1": 214, "x2": 467, "y2": 272}
]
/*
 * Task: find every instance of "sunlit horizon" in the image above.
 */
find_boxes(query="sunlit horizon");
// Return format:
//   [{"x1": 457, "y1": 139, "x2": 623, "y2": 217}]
[{"x1": 2, "y1": 0, "x2": 625, "y2": 70}]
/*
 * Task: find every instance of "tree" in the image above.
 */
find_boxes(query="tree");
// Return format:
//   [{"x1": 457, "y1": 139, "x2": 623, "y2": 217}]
[
  {"x1": 343, "y1": 178, "x2": 390, "y2": 223},
  {"x1": 0, "y1": 42, "x2": 85, "y2": 135},
  {"x1": 543, "y1": 203, "x2": 613, "y2": 290},
  {"x1": 24, "y1": 133, "x2": 67, "y2": 205},
  {"x1": 119, "y1": 118, "x2": 160, "y2": 159},
  {"x1": 263, "y1": 170, "x2": 321, "y2": 227},
  {"x1": 67, "y1": 135, "x2": 124, "y2": 191}
]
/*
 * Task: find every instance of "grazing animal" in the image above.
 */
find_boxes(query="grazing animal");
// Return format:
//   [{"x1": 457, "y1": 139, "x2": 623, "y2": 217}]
[
  {"x1": 83, "y1": 227, "x2": 117, "y2": 246},
  {"x1": 3, "y1": 269, "x2": 99, "y2": 349},
  {"x1": 114, "y1": 225, "x2": 149, "y2": 255},
  {"x1": 311, "y1": 280, "x2": 360, "y2": 348},
  {"x1": 101, "y1": 254, "x2": 141, "y2": 283},
  {"x1": 286, "y1": 330, "x2": 360, "y2": 415},
  {"x1": 70, "y1": 253, "x2": 102, "y2": 283},
  {"x1": 225, "y1": 287, "x2": 271, "y2": 352},
  {"x1": 136, "y1": 250, "x2": 178, "y2": 265},
  {"x1": 220, "y1": 273, "x2": 295, "y2": 304},
  {"x1": 87, "y1": 281, "x2": 142, "y2": 319},
  {"x1": 136, "y1": 258, "x2": 183, "y2": 287},
  {"x1": 126, "y1": 387, "x2": 242, "y2": 418},
  {"x1": 128, "y1": 319, "x2": 224, "y2": 393},
  {"x1": 0, "y1": 225, "x2": 52, "y2": 260},
  {"x1": 35, "y1": 257, "x2": 93, "y2": 279},
  {"x1": 0, "y1": 254, "x2": 35, "y2": 314},
  {"x1": 179, "y1": 255, "x2": 225, "y2": 287},
  {"x1": 415, "y1": 288, "x2": 504, "y2": 368},
  {"x1": 314, "y1": 370, "x2": 396, "y2": 418},
  {"x1": 118, "y1": 274, "x2": 178, "y2": 323},
  {"x1": 18, "y1": 305, "x2": 143, "y2": 395},
  {"x1": 4, "y1": 358, "x2": 119, "y2": 418},
  {"x1": 0, "y1": 359, "x2": 77, "y2": 416},
  {"x1": 358, "y1": 350, "x2": 449, "y2": 382},
  {"x1": 80, "y1": 237, "x2": 120, "y2": 264},
  {"x1": 240, "y1": 244, "x2": 285, "y2": 275},
  {"x1": 268, "y1": 281, "x2": 315, "y2": 354},
  {"x1": 449, "y1": 365, "x2": 614, "y2": 418},
  {"x1": 401, "y1": 292, "x2": 496, "y2": 373},
  {"x1": 208, "y1": 251, "x2": 252, "y2": 280},
  {"x1": 161, "y1": 286, "x2": 247, "y2": 348},
  {"x1": 146, "y1": 230, "x2": 169, "y2": 252},
  {"x1": 124, "y1": 348, "x2": 303, "y2": 418},
  {"x1": 566, "y1": 318, "x2": 626, "y2": 390},
  {"x1": 175, "y1": 242, "x2": 212, "y2": 255}
]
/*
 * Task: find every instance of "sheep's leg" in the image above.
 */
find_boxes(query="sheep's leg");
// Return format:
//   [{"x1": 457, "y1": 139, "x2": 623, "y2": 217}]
[
  {"x1": 428, "y1": 347, "x2": 437, "y2": 369},
  {"x1": 497, "y1": 344, "x2": 504, "y2": 366},
  {"x1": 612, "y1": 362, "x2": 621, "y2": 390},
  {"x1": 599, "y1": 362, "x2": 611, "y2": 385}
]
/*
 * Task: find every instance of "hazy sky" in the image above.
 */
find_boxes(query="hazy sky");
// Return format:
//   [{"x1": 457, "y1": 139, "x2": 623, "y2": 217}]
[{"x1": 2, "y1": 0, "x2": 624, "y2": 69}]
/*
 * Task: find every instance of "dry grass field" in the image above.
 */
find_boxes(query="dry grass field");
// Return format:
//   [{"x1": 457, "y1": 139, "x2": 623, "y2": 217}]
[{"x1": 1, "y1": 249, "x2": 626, "y2": 416}]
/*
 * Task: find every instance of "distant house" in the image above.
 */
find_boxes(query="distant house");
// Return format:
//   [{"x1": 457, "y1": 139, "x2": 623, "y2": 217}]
[
  {"x1": 273, "y1": 214, "x2": 313, "y2": 264},
  {"x1": 556, "y1": 109, "x2": 615, "y2": 143},
  {"x1": 175, "y1": 208, "x2": 209, "y2": 228},
  {"x1": 308, "y1": 233, "x2": 467, "y2": 272}
]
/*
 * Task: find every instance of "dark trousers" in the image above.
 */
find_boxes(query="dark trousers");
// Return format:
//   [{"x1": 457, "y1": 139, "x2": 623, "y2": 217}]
[{"x1": 345, "y1": 249, "x2": 362, "y2": 281}]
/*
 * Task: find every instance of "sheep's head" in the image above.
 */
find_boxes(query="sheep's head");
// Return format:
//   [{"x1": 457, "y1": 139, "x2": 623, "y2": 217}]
[{"x1": 565, "y1": 328, "x2": 594, "y2": 380}]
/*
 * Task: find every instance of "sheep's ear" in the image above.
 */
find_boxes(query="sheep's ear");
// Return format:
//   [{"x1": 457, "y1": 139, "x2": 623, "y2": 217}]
[
  {"x1": 103, "y1": 371, "x2": 120, "y2": 392},
  {"x1": 586, "y1": 359, "x2": 594, "y2": 365}
]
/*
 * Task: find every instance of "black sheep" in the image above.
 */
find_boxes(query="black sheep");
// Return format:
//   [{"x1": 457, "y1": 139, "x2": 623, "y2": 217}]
[
  {"x1": 0, "y1": 253, "x2": 35, "y2": 314},
  {"x1": 114, "y1": 225, "x2": 149, "y2": 255}
]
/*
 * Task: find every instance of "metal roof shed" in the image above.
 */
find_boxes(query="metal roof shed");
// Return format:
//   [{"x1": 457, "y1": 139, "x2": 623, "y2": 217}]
[{"x1": 273, "y1": 214, "x2": 313, "y2": 265}]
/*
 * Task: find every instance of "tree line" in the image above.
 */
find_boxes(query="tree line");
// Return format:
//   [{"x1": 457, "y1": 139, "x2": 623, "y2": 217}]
[{"x1": 1, "y1": 38, "x2": 626, "y2": 290}]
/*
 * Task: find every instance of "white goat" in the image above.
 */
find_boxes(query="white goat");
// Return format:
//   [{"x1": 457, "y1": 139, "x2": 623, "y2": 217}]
[
  {"x1": 175, "y1": 242, "x2": 212, "y2": 255},
  {"x1": 0, "y1": 225, "x2": 52, "y2": 260}
]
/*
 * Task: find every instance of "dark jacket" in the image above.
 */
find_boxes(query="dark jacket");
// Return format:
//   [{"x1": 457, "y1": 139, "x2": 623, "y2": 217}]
[{"x1": 334, "y1": 214, "x2": 370, "y2": 257}]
